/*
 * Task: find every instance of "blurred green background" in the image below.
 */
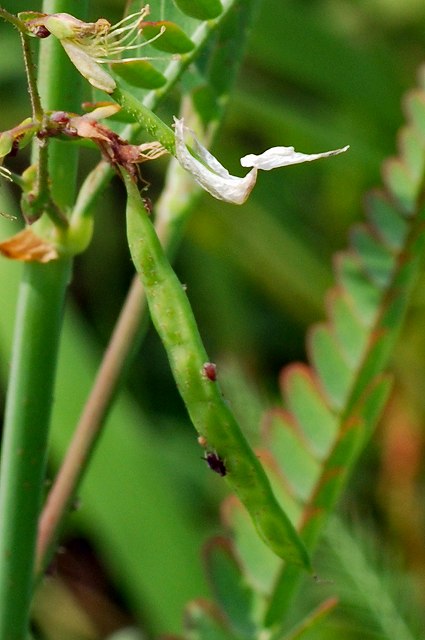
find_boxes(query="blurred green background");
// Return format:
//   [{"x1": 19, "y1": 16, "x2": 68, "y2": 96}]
[{"x1": 1, "y1": 1, "x2": 425, "y2": 638}]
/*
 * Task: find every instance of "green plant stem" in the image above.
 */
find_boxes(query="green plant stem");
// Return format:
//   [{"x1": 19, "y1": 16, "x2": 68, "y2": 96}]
[
  {"x1": 0, "y1": 7, "x2": 24, "y2": 30},
  {"x1": 124, "y1": 170, "x2": 311, "y2": 570},
  {"x1": 111, "y1": 84, "x2": 176, "y2": 154},
  {"x1": 20, "y1": 32, "x2": 43, "y2": 121},
  {"x1": 0, "y1": 259, "x2": 71, "y2": 640},
  {"x1": 33, "y1": 138, "x2": 69, "y2": 228},
  {"x1": 0, "y1": 2, "x2": 86, "y2": 636},
  {"x1": 36, "y1": 0, "x2": 88, "y2": 210}
]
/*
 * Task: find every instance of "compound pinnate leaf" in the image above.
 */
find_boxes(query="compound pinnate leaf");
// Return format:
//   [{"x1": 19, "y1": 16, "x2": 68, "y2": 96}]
[
  {"x1": 309, "y1": 324, "x2": 353, "y2": 411},
  {"x1": 327, "y1": 292, "x2": 369, "y2": 368},
  {"x1": 365, "y1": 191, "x2": 408, "y2": 251},
  {"x1": 336, "y1": 252, "x2": 381, "y2": 325},
  {"x1": 383, "y1": 158, "x2": 418, "y2": 216},
  {"x1": 216, "y1": 64, "x2": 425, "y2": 632},
  {"x1": 282, "y1": 366, "x2": 338, "y2": 458},
  {"x1": 350, "y1": 224, "x2": 396, "y2": 288},
  {"x1": 398, "y1": 126, "x2": 425, "y2": 184},
  {"x1": 262, "y1": 412, "x2": 320, "y2": 503}
]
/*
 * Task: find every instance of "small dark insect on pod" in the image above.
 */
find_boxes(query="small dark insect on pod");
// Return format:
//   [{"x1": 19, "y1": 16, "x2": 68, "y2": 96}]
[
  {"x1": 202, "y1": 362, "x2": 217, "y2": 381},
  {"x1": 203, "y1": 451, "x2": 227, "y2": 477}
]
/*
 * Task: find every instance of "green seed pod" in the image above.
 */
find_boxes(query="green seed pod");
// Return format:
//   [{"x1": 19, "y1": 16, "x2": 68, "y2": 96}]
[{"x1": 123, "y1": 172, "x2": 311, "y2": 571}]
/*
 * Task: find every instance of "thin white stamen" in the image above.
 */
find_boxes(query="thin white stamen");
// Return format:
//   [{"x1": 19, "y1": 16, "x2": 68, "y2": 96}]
[
  {"x1": 108, "y1": 7, "x2": 150, "y2": 33},
  {"x1": 41, "y1": 6, "x2": 166, "y2": 92}
]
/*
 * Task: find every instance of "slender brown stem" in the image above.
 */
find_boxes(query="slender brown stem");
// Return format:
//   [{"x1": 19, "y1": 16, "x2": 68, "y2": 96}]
[{"x1": 36, "y1": 274, "x2": 146, "y2": 570}]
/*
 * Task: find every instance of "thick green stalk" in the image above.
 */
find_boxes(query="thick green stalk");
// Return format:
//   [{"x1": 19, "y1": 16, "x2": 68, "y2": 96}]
[
  {"x1": 0, "y1": 2, "x2": 86, "y2": 636},
  {"x1": 0, "y1": 259, "x2": 71, "y2": 639},
  {"x1": 36, "y1": 0, "x2": 88, "y2": 209},
  {"x1": 124, "y1": 171, "x2": 311, "y2": 571},
  {"x1": 0, "y1": 7, "x2": 24, "y2": 30}
]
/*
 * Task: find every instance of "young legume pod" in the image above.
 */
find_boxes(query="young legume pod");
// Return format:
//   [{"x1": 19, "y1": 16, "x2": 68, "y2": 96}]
[{"x1": 123, "y1": 172, "x2": 312, "y2": 571}]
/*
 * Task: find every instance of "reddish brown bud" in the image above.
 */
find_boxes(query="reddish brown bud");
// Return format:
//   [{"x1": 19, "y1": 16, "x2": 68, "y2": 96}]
[
  {"x1": 34, "y1": 25, "x2": 51, "y2": 38},
  {"x1": 50, "y1": 111, "x2": 70, "y2": 125}
]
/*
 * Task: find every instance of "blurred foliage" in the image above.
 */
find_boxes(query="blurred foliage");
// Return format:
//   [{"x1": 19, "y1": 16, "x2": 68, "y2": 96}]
[{"x1": 1, "y1": 0, "x2": 425, "y2": 638}]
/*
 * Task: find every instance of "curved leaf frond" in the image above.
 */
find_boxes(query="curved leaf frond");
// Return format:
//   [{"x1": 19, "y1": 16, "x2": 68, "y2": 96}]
[{"x1": 189, "y1": 65, "x2": 425, "y2": 639}]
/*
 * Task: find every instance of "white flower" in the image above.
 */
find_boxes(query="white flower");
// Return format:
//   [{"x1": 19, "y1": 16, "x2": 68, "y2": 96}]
[
  {"x1": 28, "y1": 5, "x2": 164, "y2": 93},
  {"x1": 174, "y1": 117, "x2": 349, "y2": 205}
]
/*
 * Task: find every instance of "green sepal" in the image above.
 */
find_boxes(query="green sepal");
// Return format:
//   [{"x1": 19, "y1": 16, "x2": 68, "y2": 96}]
[
  {"x1": 15, "y1": 118, "x2": 38, "y2": 149},
  {"x1": 17, "y1": 11, "x2": 45, "y2": 21},
  {"x1": 111, "y1": 61, "x2": 167, "y2": 89},
  {"x1": 0, "y1": 118, "x2": 36, "y2": 161},
  {"x1": 141, "y1": 21, "x2": 195, "y2": 53},
  {"x1": 17, "y1": 10, "x2": 46, "y2": 34},
  {"x1": 0, "y1": 132, "x2": 13, "y2": 160},
  {"x1": 174, "y1": 0, "x2": 223, "y2": 20}
]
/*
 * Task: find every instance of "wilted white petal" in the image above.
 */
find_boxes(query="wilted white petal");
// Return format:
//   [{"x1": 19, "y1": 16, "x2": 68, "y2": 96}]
[
  {"x1": 174, "y1": 117, "x2": 257, "y2": 205},
  {"x1": 241, "y1": 144, "x2": 350, "y2": 170}
]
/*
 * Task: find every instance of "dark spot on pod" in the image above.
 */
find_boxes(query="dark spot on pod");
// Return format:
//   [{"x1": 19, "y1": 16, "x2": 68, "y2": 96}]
[
  {"x1": 202, "y1": 362, "x2": 217, "y2": 381},
  {"x1": 34, "y1": 25, "x2": 51, "y2": 38},
  {"x1": 202, "y1": 451, "x2": 226, "y2": 476}
]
